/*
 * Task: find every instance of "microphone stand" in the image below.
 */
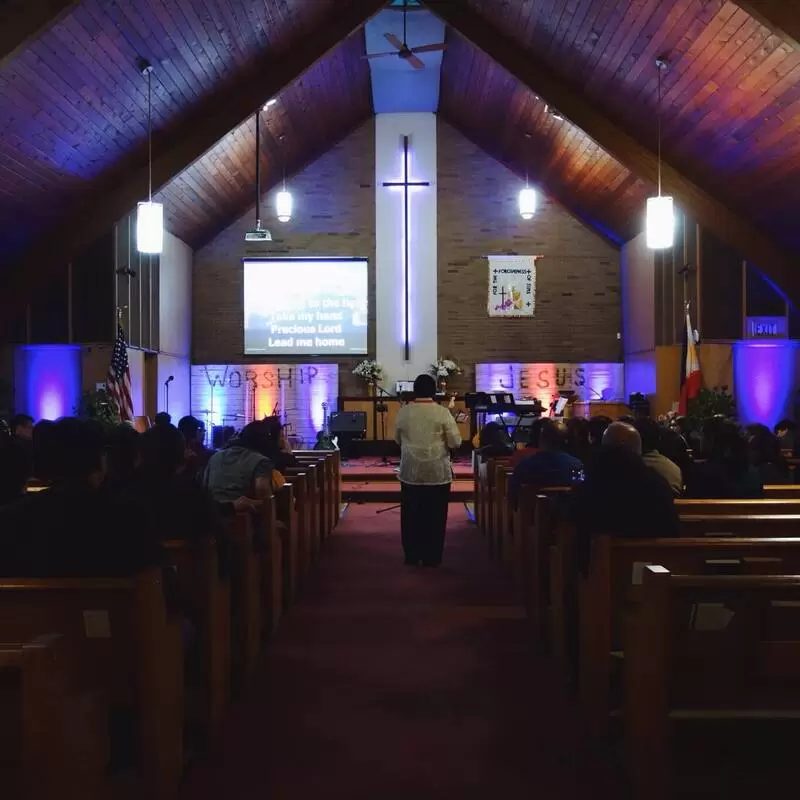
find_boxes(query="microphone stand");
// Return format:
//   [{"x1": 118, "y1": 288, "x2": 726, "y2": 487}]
[{"x1": 374, "y1": 383, "x2": 397, "y2": 467}]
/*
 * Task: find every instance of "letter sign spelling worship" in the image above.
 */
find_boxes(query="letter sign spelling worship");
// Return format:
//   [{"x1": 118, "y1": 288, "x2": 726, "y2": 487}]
[{"x1": 487, "y1": 255, "x2": 540, "y2": 317}]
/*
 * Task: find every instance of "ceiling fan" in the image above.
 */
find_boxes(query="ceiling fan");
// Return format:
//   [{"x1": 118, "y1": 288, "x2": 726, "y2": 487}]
[{"x1": 364, "y1": 2, "x2": 446, "y2": 71}]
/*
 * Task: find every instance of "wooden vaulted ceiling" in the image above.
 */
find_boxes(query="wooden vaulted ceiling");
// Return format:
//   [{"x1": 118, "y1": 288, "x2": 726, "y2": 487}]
[{"x1": 3, "y1": 0, "x2": 800, "y2": 304}]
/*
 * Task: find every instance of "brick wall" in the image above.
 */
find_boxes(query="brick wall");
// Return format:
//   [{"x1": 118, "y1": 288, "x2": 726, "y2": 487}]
[
  {"x1": 193, "y1": 118, "x2": 621, "y2": 396},
  {"x1": 192, "y1": 121, "x2": 376, "y2": 396},
  {"x1": 437, "y1": 120, "x2": 621, "y2": 392}
]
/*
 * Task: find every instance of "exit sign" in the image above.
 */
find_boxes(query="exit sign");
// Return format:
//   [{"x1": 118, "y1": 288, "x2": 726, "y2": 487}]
[{"x1": 746, "y1": 316, "x2": 787, "y2": 339}]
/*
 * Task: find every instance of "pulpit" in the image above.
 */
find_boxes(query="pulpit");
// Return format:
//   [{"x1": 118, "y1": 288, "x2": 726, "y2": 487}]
[{"x1": 569, "y1": 401, "x2": 629, "y2": 419}]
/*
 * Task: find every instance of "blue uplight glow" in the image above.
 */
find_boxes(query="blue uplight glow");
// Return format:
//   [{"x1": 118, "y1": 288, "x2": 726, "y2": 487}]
[
  {"x1": 15, "y1": 345, "x2": 82, "y2": 421},
  {"x1": 734, "y1": 341, "x2": 798, "y2": 429}
]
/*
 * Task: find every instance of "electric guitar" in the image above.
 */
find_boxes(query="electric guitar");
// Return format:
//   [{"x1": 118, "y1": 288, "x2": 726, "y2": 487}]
[{"x1": 313, "y1": 402, "x2": 338, "y2": 451}]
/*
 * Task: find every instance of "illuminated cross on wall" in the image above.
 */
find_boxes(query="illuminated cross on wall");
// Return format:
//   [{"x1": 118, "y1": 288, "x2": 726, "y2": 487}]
[{"x1": 382, "y1": 135, "x2": 429, "y2": 362}]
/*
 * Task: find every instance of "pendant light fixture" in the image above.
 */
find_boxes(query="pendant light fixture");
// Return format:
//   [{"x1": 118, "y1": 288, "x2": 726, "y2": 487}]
[
  {"x1": 136, "y1": 60, "x2": 163, "y2": 254},
  {"x1": 276, "y1": 169, "x2": 292, "y2": 223},
  {"x1": 646, "y1": 57, "x2": 674, "y2": 250},
  {"x1": 518, "y1": 132, "x2": 537, "y2": 220},
  {"x1": 244, "y1": 107, "x2": 272, "y2": 242}
]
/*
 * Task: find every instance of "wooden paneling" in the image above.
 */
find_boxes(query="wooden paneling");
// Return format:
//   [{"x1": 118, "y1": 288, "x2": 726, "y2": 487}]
[
  {"x1": 443, "y1": 0, "x2": 800, "y2": 296},
  {"x1": 156, "y1": 31, "x2": 372, "y2": 247}
]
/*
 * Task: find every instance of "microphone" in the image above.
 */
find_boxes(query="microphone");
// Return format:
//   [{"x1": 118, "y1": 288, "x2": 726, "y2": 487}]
[{"x1": 164, "y1": 375, "x2": 174, "y2": 386}]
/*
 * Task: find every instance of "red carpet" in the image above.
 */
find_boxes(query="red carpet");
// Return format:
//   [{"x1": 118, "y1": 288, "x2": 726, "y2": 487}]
[{"x1": 180, "y1": 504, "x2": 625, "y2": 799}]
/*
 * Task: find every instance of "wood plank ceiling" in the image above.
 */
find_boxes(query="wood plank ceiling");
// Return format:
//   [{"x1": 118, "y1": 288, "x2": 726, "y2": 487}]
[
  {"x1": 449, "y1": 0, "x2": 800, "y2": 255},
  {"x1": 2, "y1": 0, "x2": 800, "y2": 289},
  {"x1": 0, "y1": 0, "x2": 358, "y2": 262}
]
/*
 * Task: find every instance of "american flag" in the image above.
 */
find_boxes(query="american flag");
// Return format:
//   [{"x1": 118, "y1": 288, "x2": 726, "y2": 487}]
[{"x1": 107, "y1": 324, "x2": 133, "y2": 421}]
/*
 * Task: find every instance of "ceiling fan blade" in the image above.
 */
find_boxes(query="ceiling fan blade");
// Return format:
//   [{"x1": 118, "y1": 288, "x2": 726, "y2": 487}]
[
  {"x1": 363, "y1": 51, "x2": 401, "y2": 59},
  {"x1": 384, "y1": 32, "x2": 404, "y2": 50},
  {"x1": 411, "y1": 43, "x2": 447, "y2": 54},
  {"x1": 408, "y1": 54, "x2": 426, "y2": 70}
]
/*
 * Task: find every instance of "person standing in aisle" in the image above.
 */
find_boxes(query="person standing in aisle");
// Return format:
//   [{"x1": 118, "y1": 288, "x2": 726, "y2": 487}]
[{"x1": 394, "y1": 373, "x2": 462, "y2": 567}]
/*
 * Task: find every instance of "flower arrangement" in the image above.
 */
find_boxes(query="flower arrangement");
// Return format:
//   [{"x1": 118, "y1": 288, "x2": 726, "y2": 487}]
[
  {"x1": 430, "y1": 358, "x2": 461, "y2": 380},
  {"x1": 352, "y1": 359, "x2": 385, "y2": 385}
]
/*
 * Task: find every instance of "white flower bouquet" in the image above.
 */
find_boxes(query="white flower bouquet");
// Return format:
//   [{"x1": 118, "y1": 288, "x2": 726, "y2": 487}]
[
  {"x1": 430, "y1": 358, "x2": 461, "y2": 379},
  {"x1": 353, "y1": 359, "x2": 385, "y2": 384}
]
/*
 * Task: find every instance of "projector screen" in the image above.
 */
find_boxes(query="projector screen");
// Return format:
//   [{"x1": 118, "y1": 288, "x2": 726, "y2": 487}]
[{"x1": 243, "y1": 258, "x2": 369, "y2": 356}]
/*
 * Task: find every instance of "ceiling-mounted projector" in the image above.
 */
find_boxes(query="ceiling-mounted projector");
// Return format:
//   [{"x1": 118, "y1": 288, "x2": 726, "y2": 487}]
[{"x1": 245, "y1": 221, "x2": 272, "y2": 242}]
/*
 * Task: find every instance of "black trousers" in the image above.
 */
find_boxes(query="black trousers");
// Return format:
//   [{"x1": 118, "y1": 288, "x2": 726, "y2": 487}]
[{"x1": 400, "y1": 482, "x2": 451, "y2": 565}]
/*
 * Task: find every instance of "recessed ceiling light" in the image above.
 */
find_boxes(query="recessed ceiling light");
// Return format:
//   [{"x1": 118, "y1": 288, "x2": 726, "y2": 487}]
[{"x1": 264, "y1": 98, "x2": 278, "y2": 110}]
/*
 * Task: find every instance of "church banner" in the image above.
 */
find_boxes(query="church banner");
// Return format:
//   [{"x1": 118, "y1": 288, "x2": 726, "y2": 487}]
[{"x1": 487, "y1": 255, "x2": 538, "y2": 317}]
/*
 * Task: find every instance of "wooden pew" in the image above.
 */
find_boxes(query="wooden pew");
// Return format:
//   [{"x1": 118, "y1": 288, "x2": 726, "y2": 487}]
[
  {"x1": 512, "y1": 489, "x2": 572, "y2": 641},
  {"x1": 494, "y1": 465, "x2": 514, "y2": 567},
  {"x1": 578, "y1": 536, "x2": 800, "y2": 730},
  {"x1": 228, "y1": 514, "x2": 261, "y2": 689},
  {"x1": 287, "y1": 462, "x2": 321, "y2": 563},
  {"x1": 676, "y1": 498, "x2": 800, "y2": 515},
  {"x1": 680, "y1": 514, "x2": 800, "y2": 537},
  {"x1": 0, "y1": 634, "x2": 108, "y2": 800},
  {"x1": 0, "y1": 569, "x2": 183, "y2": 800},
  {"x1": 294, "y1": 458, "x2": 327, "y2": 553},
  {"x1": 162, "y1": 536, "x2": 230, "y2": 739},
  {"x1": 273, "y1": 483, "x2": 297, "y2": 612},
  {"x1": 478, "y1": 457, "x2": 512, "y2": 553},
  {"x1": 258, "y1": 492, "x2": 282, "y2": 637},
  {"x1": 626, "y1": 568, "x2": 800, "y2": 800},
  {"x1": 764, "y1": 484, "x2": 800, "y2": 499},
  {"x1": 283, "y1": 471, "x2": 311, "y2": 585}
]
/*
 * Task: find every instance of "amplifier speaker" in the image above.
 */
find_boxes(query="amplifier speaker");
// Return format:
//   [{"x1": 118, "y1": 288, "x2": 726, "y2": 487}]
[{"x1": 329, "y1": 411, "x2": 367, "y2": 436}]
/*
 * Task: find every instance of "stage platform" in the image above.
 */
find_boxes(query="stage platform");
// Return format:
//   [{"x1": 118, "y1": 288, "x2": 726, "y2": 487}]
[{"x1": 340, "y1": 457, "x2": 474, "y2": 503}]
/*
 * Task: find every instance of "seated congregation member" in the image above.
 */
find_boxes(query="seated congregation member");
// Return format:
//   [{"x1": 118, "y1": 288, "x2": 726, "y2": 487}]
[
  {"x1": 509, "y1": 419, "x2": 583, "y2": 507},
  {"x1": 0, "y1": 418, "x2": 162, "y2": 577},
  {"x1": 747, "y1": 425, "x2": 790, "y2": 485},
  {"x1": 0, "y1": 435, "x2": 32, "y2": 506},
  {"x1": 775, "y1": 418, "x2": 796, "y2": 454},
  {"x1": 131, "y1": 424, "x2": 223, "y2": 544},
  {"x1": 10, "y1": 413, "x2": 34, "y2": 440},
  {"x1": 103, "y1": 423, "x2": 141, "y2": 495},
  {"x1": 508, "y1": 417, "x2": 545, "y2": 467},
  {"x1": 261, "y1": 416, "x2": 299, "y2": 474},
  {"x1": 566, "y1": 422, "x2": 679, "y2": 571},
  {"x1": 565, "y1": 416, "x2": 590, "y2": 462},
  {"x1": 178, "y1": 415, "x2": 213, "y2": 481},
  {"x1": 586, "y1": 415, "x2": 612, "y2": 458},
  {"x1": 203, "y1": 420, "x2": 280, "y2": 514},
  {"x1": 395, "y1": 373, "x2": 462, "y2": 567},
  {"x1": 685, "y1": 417, "x2": 763, "y2": 499},
  {"x1": 475, "y1": 421, "x2": 515, "y2": 479},
  {"x1": 658, "y1": 423, "x2": 693, "y2": 479},
  {"x1": 154, "y1": 412, "x2": 172, "y2": 427},
  {"x1": 634, "y1": 418, "x2": 683, "y2": 496}
]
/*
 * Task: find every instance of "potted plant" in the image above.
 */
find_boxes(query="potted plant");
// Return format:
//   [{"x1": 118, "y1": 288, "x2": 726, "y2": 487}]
[
  {"x1": 352, "y1": 360, "x2": 385, "y2": 395},
  {"x1": 74, "y1": 387, "x2": 121, "y2": 426},
  {"x1": 430, "y1": 358, "x2": 461, "y2": 393}
]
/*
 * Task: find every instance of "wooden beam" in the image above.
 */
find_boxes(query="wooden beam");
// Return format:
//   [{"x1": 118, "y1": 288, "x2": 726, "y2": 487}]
[
  {"x1": 0, "y1": 0, "x2": 78, "y2": 67},
  {"x1": 1, "y1": 0, "x2": 386, "y2": 320},
  {"x1": 426, "y1": 0, "x2": 800, "y2": 304},
  {"x1": 735, "y1": 1, "x2": 800, "y2": 51}
]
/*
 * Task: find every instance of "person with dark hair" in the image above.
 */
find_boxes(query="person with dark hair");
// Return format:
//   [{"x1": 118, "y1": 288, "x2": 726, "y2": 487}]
[
  {"x1": 103, "y1": 424, "x2": 141, "y2": 494},
  {"x1": 394, "y1": 373, "x2": 462, "y2": 567},
  {"x1": 260, "y1": 416, "x2": 298, "y2": 474},
  {"x1": 565, "y1": 416, "x2": 590, "y2": 462},
  {"x1": 154, "y1": 412, "x2": 172, "y2": 427},
  {"x1": 0, "y1": 418, "x2": 161, "y2": 577},
  {"x1": 178, "y1": 415, "x2": 212, "y2": 480},
  {"x1": 10, "y1": 413, "x2": 34, "y2": 440},
  {"x1": 508, "y1": 419, "x2": 583, "y2": 507},
  {"x1": 203, "y1": 420, "x2": 277, "y2": 513},
  {"x1": 30, "y1": 419, "x2": 56, "y2": 482},
  {"x1": 587, "y1": 415, "x2": 612, "y2": 450},
  {"x1": 508, "y1": 417, "x2": 546, "y2": 467},
  {"x1": 0, "y1": 435, "x2": 32, "y2": 505},
  {"x1": 747, "y1": 425, "x2": 790, "y2": 485},
  {"x1": 775, "y1": 419, "x2": 796, "y2": 453},
  {"x1": 635, "y1": 418, "x2": 683, "y2": 496},
  {"x1": 685, "y1": 417, "x2": 763, "y2": 498},
  {"x1": 131, "y1": 424, "x2": 224, "y2": 547}
]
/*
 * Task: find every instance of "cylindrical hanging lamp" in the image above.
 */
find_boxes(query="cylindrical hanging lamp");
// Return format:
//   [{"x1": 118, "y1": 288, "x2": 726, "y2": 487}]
[
  {"x1": 518, "y1": 186, "x2": 537, "y2": 220},
  {"x1": 646, "y1": 58, "x2": 674, "y2": 250},
  {"x1": 276, "y1": 187, "x2": 292, "y2": 223},
  {"x1": 136, "y1": 61, "x2": 163, "y2": 255}
]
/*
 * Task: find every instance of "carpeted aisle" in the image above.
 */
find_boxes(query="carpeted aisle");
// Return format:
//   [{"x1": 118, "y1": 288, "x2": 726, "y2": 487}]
[{"x1": 180, "y1": 504, "x2": 625, "y2": 800}]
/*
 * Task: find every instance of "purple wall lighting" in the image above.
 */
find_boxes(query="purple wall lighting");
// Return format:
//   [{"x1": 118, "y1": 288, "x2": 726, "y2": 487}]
[
  {"x1": 734, "y1": 342, "x2": 798, "y2": 430},
  {"x1": 14, "y1": 345, "x2": 82, "y2": 421}
]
